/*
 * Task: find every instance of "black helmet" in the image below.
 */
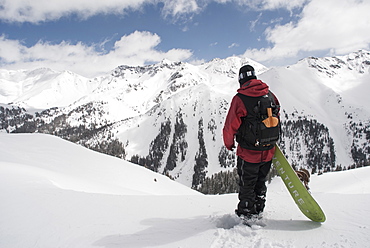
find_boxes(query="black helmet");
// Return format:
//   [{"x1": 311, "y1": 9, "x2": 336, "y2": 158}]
[{"x1": 238, "y1": 65, "x2": 257, "y2": 85}]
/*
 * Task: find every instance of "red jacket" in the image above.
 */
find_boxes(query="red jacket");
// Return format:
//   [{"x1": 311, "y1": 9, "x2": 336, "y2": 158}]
[{"x1": 223, "y1": 79, "x2": 280, "y2": 163}]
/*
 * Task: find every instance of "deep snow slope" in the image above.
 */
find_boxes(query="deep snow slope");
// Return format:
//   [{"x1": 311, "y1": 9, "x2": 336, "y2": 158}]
[
  {"x1": 1, "y1": 133, "x2": 370, "y2": 248},
  {"x1": 0, "y1": 133, "x2": 199, "y2": 196}
]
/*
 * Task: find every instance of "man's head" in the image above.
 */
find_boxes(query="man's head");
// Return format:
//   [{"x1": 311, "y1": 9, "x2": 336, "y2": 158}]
[{"x1": 238, "y1": 65, "x2": 257, "y2": 86}]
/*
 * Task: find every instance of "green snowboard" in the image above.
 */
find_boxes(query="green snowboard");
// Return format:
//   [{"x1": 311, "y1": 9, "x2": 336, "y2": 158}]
[{"x1": 272, "y1": 145, "x2": 326, "y2": 222}]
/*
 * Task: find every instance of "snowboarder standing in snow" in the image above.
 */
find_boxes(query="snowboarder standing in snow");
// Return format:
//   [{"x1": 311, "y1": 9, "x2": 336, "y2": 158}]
[{"x1": 223, "y1": 65, "x2": 280, "y2": 220}]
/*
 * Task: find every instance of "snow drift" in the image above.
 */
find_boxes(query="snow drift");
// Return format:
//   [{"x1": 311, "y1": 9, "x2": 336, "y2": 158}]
[{"x1": 1, "y1": 133, "x2": 369, "y2": 247}]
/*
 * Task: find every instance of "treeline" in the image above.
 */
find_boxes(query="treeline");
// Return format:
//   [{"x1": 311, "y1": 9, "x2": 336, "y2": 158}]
[
  {"x1": 1, "y1": 104, "x2": 126, "y2": 160},
  {"x1": 196, "y1": 169, "x2": 239, "y2": 194},
  {"x1": 281, "y1": 118, "x2": 336, "y2": 173},
  {"x1": 196, "y1": 165, "x2": 278, "y2": 195}
]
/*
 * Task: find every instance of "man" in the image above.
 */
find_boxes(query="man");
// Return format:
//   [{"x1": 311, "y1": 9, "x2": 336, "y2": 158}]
[{"x1": 223, "y1": 65, "x2": 280, "y2": 219}]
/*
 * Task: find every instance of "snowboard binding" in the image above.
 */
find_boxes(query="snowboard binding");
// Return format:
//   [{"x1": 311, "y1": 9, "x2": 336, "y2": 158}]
[{"x1": 295, "y1": 169, "x2": 310, "y2": 190}]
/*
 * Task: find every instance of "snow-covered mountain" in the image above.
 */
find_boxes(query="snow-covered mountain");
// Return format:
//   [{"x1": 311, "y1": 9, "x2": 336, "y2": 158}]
[
  {"x1": 1, "y1": 133, "x2": 369, "y2": 247},
  {"x1": 0, "y1": 50, "x2": 369, "y2": 190},
  {"x1": 0, "y1": 68, "x2": 99, "y2": 109},
  {"x1": 259, "y1": 52, "x2": 369, "y2": 174}
]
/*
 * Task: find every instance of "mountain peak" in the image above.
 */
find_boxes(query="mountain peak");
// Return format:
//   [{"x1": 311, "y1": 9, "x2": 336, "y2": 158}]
[
  {"x1": 200, "y1": 56, "x2": 268, "y2": 78},
  {"x1": 159, "y1": 58, "x2": 179, "y2": 66},
  {"x1": 300, "y1": 49, "x2": 370, "y2": 77}
]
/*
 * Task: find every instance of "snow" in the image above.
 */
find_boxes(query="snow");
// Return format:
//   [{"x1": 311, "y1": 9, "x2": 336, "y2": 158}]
[
  {"x1": 259, "y1": 59, "x2": 369, "y2": 168},
  {"x1": 1, "y1": 133, "x2": 370, "y2": 248},
  {"x1": 0, "y1": 68, "x2": 99, "y2": 109}
]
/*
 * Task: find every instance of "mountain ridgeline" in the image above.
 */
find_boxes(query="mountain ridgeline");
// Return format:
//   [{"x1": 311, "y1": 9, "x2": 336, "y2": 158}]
[{"x1": 0, "y1": 51, "x2": 369, "y2": 192}]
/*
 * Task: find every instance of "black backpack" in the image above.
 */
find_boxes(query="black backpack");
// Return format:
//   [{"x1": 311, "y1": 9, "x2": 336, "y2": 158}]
[{"x1": 235, "y1": 91, "x2": 280, "y2": 151}]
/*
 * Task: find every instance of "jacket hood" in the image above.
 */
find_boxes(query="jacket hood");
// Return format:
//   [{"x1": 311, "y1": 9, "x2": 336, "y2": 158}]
[{"x1": 237, "y1": 79, "x2": 269, "y2": 97}]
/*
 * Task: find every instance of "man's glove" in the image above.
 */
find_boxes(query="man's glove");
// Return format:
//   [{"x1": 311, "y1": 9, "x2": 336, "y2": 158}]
[{"x1": 227, "y1": 144, "x2": 235, "y2": 151}]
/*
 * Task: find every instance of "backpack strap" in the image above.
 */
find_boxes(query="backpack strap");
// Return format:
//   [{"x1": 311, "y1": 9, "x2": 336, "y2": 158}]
[
  {"x1": 236, "y1": 91, "x2": 277, "y2": 117},
  {"x1": 236, "y1": 93, "x2": 262, "y2": 117}
]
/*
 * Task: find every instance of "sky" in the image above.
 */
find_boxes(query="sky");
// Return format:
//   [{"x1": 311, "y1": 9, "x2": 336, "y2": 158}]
[{"x1": 0, "y1": 0, "x2": 370, "y2": 78}]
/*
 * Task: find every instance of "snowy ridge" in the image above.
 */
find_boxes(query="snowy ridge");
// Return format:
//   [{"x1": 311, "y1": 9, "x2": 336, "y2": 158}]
[
  {"x1": 1, "y1": 133, "x2": 369, "y2": 247},
  {"x1": 0, "y1": 51, "x2": 369, "y2": 189},
  {"x1": 0, "y1": 68, "x2": 99, "y2": 109},
  {"x1": 0, "y1": 133, "x2": 198, "y2": 196}
]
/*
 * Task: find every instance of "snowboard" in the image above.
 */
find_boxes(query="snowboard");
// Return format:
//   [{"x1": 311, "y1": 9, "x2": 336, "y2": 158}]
[{"x1": 272, "y1": 145, "x2": 326, "y2": 222}]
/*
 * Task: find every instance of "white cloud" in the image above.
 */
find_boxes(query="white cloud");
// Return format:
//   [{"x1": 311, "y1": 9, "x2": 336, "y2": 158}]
[
  {"x1": 189, "y1": 58, "x2": 206, "y2": 65},
  {"x1": 0, "y1": 0, "x2": 309, "y2": 23},
  {"x1": 214, "y1": 0, "x2": 307, "y2": 11},
  {"x1": 0, "y1": 0, "x2": 149, "y2": 23},
  {"x1": 243, "y1": 0, "x2": 370, "y2": 63},
  {"x1": 0, "y1": 0, "x2": 205, "y2": 23},
  {"x1": 161, "y1": 0, "x2": 200, "y2": 17},
  {"x1": 257, "y1": 0, "x2": 307, "y2": 11},
  {"x1": 0, "y1": 32, "x2": 193, "y2": 77},
  {"x1": 250, "y1": 12, "x2": 262, "y2": 32},
  {"x1": 228, "y1": 43, "x2": 239, "y2": 49}
]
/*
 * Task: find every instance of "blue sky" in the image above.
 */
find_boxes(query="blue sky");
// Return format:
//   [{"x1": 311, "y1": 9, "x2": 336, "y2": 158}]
[{"x1": 1, "y1": 0, "x2": 369, "y2": 77}]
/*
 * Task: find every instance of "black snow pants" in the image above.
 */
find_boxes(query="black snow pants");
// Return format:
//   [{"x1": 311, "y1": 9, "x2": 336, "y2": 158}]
[{"x1": 236, "y1": 157, "x2": 272, "y2": 215}]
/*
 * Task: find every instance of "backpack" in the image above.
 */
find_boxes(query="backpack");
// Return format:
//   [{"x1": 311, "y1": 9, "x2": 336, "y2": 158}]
[{"x1": 235, "y1": 91, "x2": 280, "y2": 151}]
